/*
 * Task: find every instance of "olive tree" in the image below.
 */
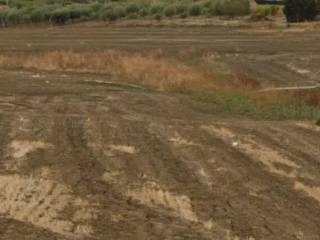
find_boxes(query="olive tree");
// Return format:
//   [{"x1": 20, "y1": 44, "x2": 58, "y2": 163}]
[{"x1": 283, "y1": 0, "x2": 319, "y2": 22}]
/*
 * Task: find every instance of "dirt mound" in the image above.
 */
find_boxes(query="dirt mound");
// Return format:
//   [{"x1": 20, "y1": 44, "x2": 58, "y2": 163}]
[{"x1": 0, "y1": 73, "x2": 320, "y2": 240}]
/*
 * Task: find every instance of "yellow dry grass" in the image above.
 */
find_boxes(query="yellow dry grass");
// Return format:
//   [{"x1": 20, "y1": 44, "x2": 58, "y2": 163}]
[
  {"x1": 1, "y1": 50, "x2": 318, "y2": 113},
  {"x1": 0, "y1": 50, "x2": 216, "y2": 92}
]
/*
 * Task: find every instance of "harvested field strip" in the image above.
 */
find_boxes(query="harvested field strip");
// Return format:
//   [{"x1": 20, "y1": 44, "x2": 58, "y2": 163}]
[
  {"x1": 0, "y1": 50, "x2": 216, "y2": 92},
  {"x1": 1, "y1": 49, "x2": 320, "y2": 120}
]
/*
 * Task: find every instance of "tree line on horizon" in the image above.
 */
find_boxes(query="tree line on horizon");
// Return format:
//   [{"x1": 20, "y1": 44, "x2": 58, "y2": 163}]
[{"x1": 0, "y1": 0, "x2": 319, "y2": 26}]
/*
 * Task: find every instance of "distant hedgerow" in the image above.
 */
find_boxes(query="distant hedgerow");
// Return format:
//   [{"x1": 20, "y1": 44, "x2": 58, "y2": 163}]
[{"x1": 0, "y1": 0, "x2": 252, "y2": 26}]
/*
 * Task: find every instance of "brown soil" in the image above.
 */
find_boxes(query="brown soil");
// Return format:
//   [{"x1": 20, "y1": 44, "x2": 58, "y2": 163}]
[
  {"x1": 0, "y1": 26, "x2": 320, "y2": 240},
  {"x1": 1, "y1": 26, "x2": 320, "y2": 87},
  {"x1": 0, "y1": 69, "x2": 319, "y2": 240}
]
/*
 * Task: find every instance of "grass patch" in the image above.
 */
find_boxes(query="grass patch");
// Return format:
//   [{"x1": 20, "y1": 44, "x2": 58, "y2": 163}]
[
  {"x1": 193, "y1": 89, "x2": 320, "y2": 121},
  {"x1": 0, "y1": 50, "x2": 216, "y2": 92}
]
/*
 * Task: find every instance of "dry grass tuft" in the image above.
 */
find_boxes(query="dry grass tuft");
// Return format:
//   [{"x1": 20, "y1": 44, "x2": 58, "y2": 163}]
[
  {"x1": 253, "y1": 89, "x2": 320, "y2": 109},
  {"x1": 252, "y1": 90, "x2": 291, "y2": 108},
  {"x1": 294, "y1": 89, "x2": 320, "y2": 107},
  {"x1": 0, "y1": 50, "x2": 216, "y2": 92},
  {"x1": 232, "y1": 70, "x2": 261, "y2": 90}
]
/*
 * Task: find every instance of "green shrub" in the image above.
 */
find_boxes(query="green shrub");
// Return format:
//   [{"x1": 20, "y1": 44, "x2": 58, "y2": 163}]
[
  {"x1": 100, "y1": 6, "x2": 118, "y2": 21},
  {"x1": 49, "y1": 7, "x2": 71, "y2": 25},
  {"x1": 203, "y1": 0, "x2": 214, "y2": 8},
  {"x1": 69, "y1": 5, "x2": 92, "y2": 21},
  {"x1": 90, "y1": 2, "x2": 102, "y2": 12},
  {"x1": 0, "y1": 0, "x2": 253, "y2": 25},
  {"x1": 283, "y1": 0, "x2": 319, "y2": 22},
  {"x1": 255, "y1": 5, "x2": 279, "y2": 17},
  {"x1": 125, "y1": 3, "x2": 139, "y2": 14},
  {"x1": 164, "y1": 5, "x2": 176, "y2": 17},
  {"x1": 270, "y1": 5, "x2": 280, "y2": 15},
  {"x1": 139, "y1": 7, "x2": 149, "y2": 17},
  {"x1": 200, "y1": 7, "x2": 209, "y2": 15},
  {"x1": 150, "y1": 3, "x2": 164, "y2": 15},
  {"x1": 188, "y1": 4, "x2": 202, "y2": 16},
  {"x1": 9, "y1": 0, "x2": 24, "y2": 9},
  {"x1": 127, "y1": 12, "x2": 138, "y2": 19},
  {"x1": 5, "y1": 8, "x2": 24, "y2": 24},
  {"x1": 0, "y1": 10, "x2": 8, "y2": 26},
  {"x1": 29, "y1": 7, "x2": 48, "y2": 22},
  {"x1": 206, "y1": 3, "x2": 219, "y2": 16},
  {"x1": 154, "y1": 13, "x2": 162, "y2": 20},
  {"x1": 175, "y1": 4, "x2": 188, "y2": 15},
  {"x1": 215, "y1": 0, "x2": 250, "y2": 17},
  {"x1": 114, "y1": 5, "x2": 126, "y2": 18}
]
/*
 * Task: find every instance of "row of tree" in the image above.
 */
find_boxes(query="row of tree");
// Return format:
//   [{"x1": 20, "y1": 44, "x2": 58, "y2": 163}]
[{"x1": 0, "y1": 0, "x2": 320, "y2": 24}]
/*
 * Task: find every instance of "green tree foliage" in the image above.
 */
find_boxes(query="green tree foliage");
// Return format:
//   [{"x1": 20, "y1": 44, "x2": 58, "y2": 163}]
[
  {"x1": 0, "y1": 0, "x2": 252, "y2": 26},
  {"x1": 49, "y1": 7, "x2": 70, "y2": 24},
  {"x1": 283, "y1": 0, "x2": 319, "y2": 22},
  {"x1": 215, "y1": 0, "x2": 250, "y2": 17}
]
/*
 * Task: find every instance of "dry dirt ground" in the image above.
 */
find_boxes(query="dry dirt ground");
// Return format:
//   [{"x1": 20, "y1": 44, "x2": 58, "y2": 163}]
[
  {"x1": 0, "y1": 26, "x2": 320, "y2": 86},
  {"x1": 0, "y1": 26, "x2": 320, "y2": 240}
]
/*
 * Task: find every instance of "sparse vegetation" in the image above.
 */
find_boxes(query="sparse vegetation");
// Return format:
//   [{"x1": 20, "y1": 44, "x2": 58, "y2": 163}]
[
  {"x1": 0, "y1": 49, "x2": 319, "y2": 121},
  {"x1": 0, "y1": 50, "x2": 216, "y2": 92},
  {"x1": 194, "y1": 89, "x2": 320, "y2": 120},
  {"x1": 215, "y1": 0, "x2": 250, "y2": 17},
  {"x1": 253, "y1": 5, "x2": 280, "y2": 18}
]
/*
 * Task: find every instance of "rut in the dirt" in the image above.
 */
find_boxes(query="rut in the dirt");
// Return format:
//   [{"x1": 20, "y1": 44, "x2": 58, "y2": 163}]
[{"x1": 0, "y1": 78, "x2": 320, "y2": 240}]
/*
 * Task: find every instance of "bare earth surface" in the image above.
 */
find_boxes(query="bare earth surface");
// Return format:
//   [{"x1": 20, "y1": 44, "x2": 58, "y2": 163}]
[
  {"x1": 0, "y1": 26, "x2": 320, "y2": 86},
  {"x1": 0, "y1": 26, "x2": 320, "y2": 240}
]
